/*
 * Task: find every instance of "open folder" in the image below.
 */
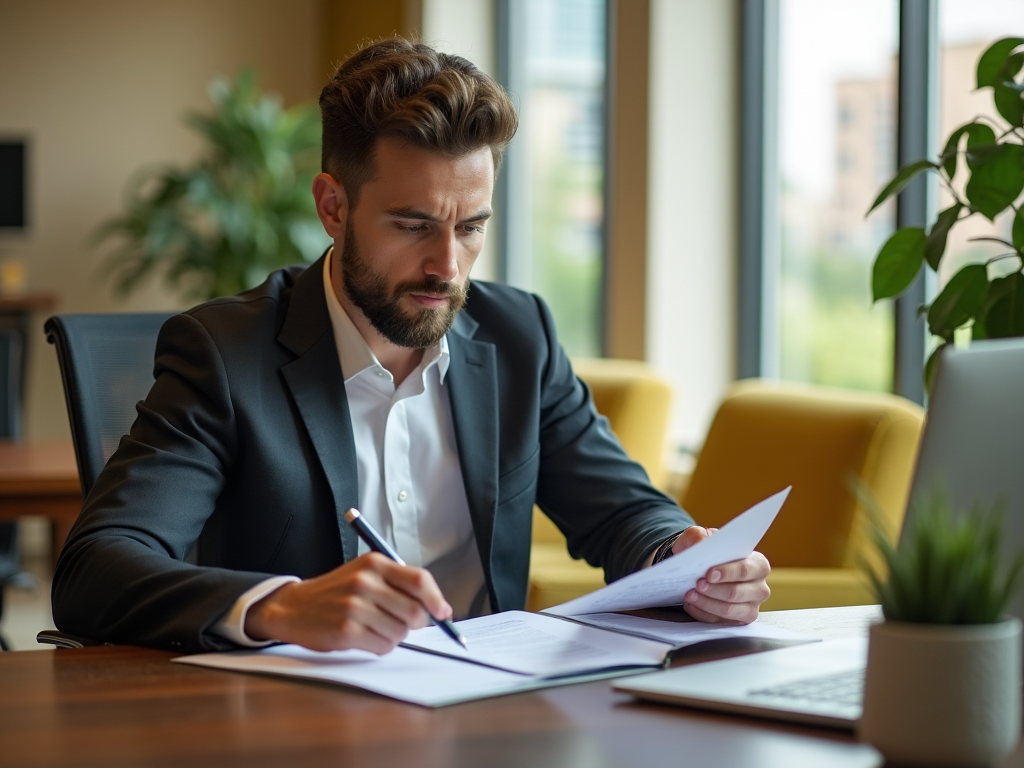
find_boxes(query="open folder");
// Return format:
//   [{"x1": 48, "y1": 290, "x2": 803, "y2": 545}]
[{"x1": 176, "y1": 488, "x2": 803, "y2": 707}]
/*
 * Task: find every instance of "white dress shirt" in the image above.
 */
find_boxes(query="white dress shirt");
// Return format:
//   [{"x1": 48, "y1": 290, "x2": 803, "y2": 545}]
[{"x1": 214, "y1": 254, "x2": 487, "y2": 646}]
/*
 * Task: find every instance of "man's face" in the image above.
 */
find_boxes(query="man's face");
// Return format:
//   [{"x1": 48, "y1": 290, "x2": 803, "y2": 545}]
[{"x1": 338, "y1": 138, "x2": 494, "y2": 349}]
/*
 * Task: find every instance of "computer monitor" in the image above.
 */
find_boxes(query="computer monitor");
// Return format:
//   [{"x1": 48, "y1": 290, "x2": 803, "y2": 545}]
[{"x1": 0, "y1": 140, "x2": 27, "y2": 231}]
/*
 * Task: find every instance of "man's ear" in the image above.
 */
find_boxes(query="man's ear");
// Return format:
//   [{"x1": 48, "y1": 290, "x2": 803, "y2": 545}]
[{"x1": 312, "y1": 173, "x2": 348, "y2": 240}]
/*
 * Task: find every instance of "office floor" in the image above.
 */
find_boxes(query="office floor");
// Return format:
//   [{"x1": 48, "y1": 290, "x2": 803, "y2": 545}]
[{"x1": 1, "y1": 520, "x2": 56, "y2": 651}]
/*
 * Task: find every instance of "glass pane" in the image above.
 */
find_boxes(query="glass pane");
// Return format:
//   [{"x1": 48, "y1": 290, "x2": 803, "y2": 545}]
[
  {"x1": 937, "y1": 0, "x2": 1024, "y2": 332},
  {"x1": 777, "y1": 0, "x2": 898, "y2": 391},
  {"x1": 518, "y1": 0, "x2": 606, "y2": 357}
]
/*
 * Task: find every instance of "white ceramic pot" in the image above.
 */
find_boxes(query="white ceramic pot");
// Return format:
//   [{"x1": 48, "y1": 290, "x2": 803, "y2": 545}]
[{"x1": 859, "y1": 618, "x2": 1022, "y2": 767}]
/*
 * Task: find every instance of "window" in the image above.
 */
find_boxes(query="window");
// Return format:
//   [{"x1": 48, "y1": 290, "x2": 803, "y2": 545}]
[
  {"x1": 745, "y1": 0, "x2": 1024, "y2": 399},
  {"x1": 499, "y1": 0, "x2": 607, "y2": 357},
  {"x1": 775, "y1": 0, "x2": 898, "y2": 391}
]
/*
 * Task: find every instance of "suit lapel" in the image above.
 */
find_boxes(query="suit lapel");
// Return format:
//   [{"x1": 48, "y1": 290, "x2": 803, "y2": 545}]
[
  {"x1": 278, "y1": 254, "x2": 359, "y2": 562},
  {"x1": 446, "y1": 311, "x2": 500, "y2": 600}
]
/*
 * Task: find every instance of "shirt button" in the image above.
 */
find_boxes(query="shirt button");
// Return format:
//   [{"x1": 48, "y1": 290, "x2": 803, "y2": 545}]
[{"x1": 398, "y1": 490, "x2": 408, "y2": 502}]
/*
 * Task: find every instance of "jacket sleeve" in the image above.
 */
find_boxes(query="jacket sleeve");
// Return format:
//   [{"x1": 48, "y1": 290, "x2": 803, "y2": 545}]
[
  {"x1": 51, "y1": 313, "x2": 274, "y2": 653},
  {"x1": 530, "y1": 295, "x2": 695, "y2": 583}
]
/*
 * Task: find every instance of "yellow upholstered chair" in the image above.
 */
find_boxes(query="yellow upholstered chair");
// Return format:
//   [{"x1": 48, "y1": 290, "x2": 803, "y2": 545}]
[
  {"x1": 681, "y1": 380, "x2": 925, "y2": 610},
  {"x1": 527, "y1": 358, "x2": 674, "y2": 611}
]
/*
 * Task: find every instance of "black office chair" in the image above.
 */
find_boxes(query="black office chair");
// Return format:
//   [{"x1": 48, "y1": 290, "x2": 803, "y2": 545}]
[
  {"x1": 0, "y1": 329, "x2": 32, "y2": 651},
  {"x1": 44, "y1": 313, "x2": 174, "y2": 498},
  {"x1": 36, "y1": 312, "x2": 174, "y2": 649}
]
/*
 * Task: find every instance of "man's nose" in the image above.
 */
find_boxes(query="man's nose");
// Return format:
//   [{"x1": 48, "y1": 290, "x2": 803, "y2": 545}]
[{"x1": 424, "y1": 231, "x2": 460, "y2": 282}]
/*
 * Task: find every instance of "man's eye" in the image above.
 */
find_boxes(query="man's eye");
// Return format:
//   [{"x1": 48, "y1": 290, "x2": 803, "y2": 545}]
[
  {"x1": 398, "y1": 224, "x2": 427, "y2": 233},
  {"x1": 462, "y1": 224, "x2": 485, "y2": 234}
]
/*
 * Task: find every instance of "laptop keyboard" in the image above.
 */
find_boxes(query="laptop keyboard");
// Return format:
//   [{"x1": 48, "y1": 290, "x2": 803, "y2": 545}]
[{"x1": 747, "y1": 669, "x2": 864, "y2": 707}]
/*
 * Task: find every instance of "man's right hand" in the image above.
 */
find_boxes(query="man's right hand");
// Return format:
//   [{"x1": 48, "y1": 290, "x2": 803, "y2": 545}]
[{"x1": 244, "y1": 553, "x2": 452, "y2": 654}]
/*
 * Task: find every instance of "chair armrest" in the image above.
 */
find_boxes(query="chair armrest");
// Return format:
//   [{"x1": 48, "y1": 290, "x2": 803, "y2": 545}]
[{"x1": 36, "y1": 629, "x2": 106, "y2": 649}]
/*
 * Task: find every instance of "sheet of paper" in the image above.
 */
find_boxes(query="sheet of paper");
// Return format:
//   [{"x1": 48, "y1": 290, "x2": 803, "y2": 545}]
[
  {"x1": 543, "y1": 487, "x2": 790, "y2": 617},
  {"x1": 175, "y1": 644, "x2": 536, "y2": 708},
  {"x1": 402, "y1": 610, "x2": 672, "y2": 677},
  {"x1": 564, "y1": 612, "x2": 814, "y2": 646}
]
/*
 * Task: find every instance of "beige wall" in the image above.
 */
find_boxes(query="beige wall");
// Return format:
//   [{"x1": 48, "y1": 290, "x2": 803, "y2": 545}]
[{"x1": 0, "y1": 0, "x2": 324, "y2": 439}]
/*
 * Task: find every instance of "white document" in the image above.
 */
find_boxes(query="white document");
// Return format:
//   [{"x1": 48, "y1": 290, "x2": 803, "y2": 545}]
[
  {"x1": 402, "y1": 610, "x2": 671, "y2": 677},
  {"x1": 543, "y1": 487, "x2": 790, "y2": 617},
  {"x1": 175, "y1": 488, "x2": 794, "y2": 707},
  {"x1": 564, "y1": 612, "x2": 815, "y2": 646},
  {"x1": 175, "y1": 644, "x2": 538, "y2": 707}
]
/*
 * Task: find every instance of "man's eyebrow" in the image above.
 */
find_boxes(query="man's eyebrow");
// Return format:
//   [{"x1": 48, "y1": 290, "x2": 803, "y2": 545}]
[{"x1": 385, "y1": 207, "x2": 493, "y2": 223}]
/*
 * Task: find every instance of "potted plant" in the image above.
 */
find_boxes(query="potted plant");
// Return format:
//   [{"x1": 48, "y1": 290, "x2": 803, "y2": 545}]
[
  {"x1": 868, "y1": 37, "x2": 1024, "y2": 387},
  {"x1": 94, "y1": 70, "x2": 329, "y2": 302},
  {"x1": 860, "y1": 488, "x2": 1024, "y2": 766}
]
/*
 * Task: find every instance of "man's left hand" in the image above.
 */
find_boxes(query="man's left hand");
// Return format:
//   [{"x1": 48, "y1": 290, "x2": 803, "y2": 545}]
[{"x1": 672, "y1": 526, "x2": 771, "y2": 624}]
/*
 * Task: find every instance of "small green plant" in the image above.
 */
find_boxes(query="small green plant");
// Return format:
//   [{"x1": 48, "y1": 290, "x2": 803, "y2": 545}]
[
  {"x1": 867, "y1": 37, "x2": 1024, "y2": 388},
  {"x1": 95, "y1": 69, "x2": 329, "y2": 302},
  {"x1": 863, "y1": 487, "x2": 1024, "y2": 625}
]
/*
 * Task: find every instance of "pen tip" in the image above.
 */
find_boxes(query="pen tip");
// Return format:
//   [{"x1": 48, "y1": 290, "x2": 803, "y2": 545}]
[{"x1": 459, "y1": 636, "x2": 468, "y2": 649}]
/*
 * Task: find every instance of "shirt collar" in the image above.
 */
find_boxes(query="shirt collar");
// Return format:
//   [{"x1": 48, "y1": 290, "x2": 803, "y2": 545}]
[{"x1": 322, "y1": 248, "x2": 450, "y2": 384}]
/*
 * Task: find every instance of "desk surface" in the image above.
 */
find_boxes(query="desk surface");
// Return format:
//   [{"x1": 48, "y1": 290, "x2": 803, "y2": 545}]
[
  {"x1": 0, "y1": 440, "x2": 82, "y2": 562},
  {"x1": 1, "y1": 607, "x2": 1021, "y2": 768},
  {"x1": 0, "y1": 607, "x2": 869, "y2": 768},
  {"x1": 0, "y1": 439, "x2": 80, "y2": 496}
]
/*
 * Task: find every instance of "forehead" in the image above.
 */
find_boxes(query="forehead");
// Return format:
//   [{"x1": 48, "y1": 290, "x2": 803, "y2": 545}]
[{"x1": 361, "y1": 138, "x2": 494, "y2": 211}]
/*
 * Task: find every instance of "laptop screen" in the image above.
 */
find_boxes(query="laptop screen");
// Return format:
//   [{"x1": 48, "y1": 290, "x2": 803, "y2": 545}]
[{"x1": 903, "y1": 338, "x2": 1024, "y2": 623}]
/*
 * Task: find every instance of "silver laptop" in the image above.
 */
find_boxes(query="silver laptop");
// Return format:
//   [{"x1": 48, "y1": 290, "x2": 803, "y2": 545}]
[{"x1": 615, "y1": 339, "x2": 1024, "y2": 728}]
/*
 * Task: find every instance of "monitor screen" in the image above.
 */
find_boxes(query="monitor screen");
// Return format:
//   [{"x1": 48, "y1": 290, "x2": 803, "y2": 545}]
[{"x1": 0, "y1": 142, "x2": 27, "y2": 230}]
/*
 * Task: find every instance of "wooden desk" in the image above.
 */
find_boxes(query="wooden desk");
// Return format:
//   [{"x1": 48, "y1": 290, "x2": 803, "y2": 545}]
[
  {"x1": 0, "y1": 648, "x2": 877, "y2": 768},
  {"x1": 1, "y1": 611, "x2": 1021, "y2": 768},
  {"x1": 0, "y1": 439, "x2": 81, "y2": 559},
  {"x1": 0, "y1": 608, "x2": 919, "y2": 768}
]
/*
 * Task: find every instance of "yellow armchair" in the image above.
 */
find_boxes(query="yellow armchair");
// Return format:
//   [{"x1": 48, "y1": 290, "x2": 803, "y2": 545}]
[
  {"x1": 681, "y1": 380, "x2": 925, "y2": 610},
  {"x1": 527, "y1": 358, "x2": 673, "y2": 611}
]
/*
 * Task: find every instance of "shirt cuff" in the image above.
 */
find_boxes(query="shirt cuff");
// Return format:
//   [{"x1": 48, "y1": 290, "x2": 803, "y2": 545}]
[{"x1": 212, "y1": 575, "x2": 301, "y2": 647}]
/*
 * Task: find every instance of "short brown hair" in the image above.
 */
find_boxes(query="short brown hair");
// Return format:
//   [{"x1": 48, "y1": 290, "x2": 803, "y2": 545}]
[{"x1": 319, "y1": 37, "x2": 519, "y2": 205}]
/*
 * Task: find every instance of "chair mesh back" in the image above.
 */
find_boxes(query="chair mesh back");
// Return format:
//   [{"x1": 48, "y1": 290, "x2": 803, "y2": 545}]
[
  {"x1": 0, "y1": 330, "x2": 21, "y2": 439},
  {"x1": 45, "y1": 313, "x2": 174, "y2": 496},
  {"x1": 0, "y1": 330, "x2": 22, "y2": 568}
]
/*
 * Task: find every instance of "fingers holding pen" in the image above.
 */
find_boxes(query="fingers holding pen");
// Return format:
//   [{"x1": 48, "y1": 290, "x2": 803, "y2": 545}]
[{"x1": 243, "y1": 553, "x2": 451, "y2": 654}]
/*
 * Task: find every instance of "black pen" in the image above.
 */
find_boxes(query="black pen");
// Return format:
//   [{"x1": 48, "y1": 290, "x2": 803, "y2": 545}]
[{"x1": 344, "y1": 508, "x2": 468, "y2": 650}]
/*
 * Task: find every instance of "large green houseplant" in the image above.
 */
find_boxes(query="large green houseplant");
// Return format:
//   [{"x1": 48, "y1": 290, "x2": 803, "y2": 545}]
[
  {"x1": 868, "y1": 38, "x2": 1024, "y2": 386},
  {"x1": 859, "y1": 490, "x2": 1024, "y2": 766},
  {"x1": 95, "y1": 70, "x2": 328, "y2": 302}
]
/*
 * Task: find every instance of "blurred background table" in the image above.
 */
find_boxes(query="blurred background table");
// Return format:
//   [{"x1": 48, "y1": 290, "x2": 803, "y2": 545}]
[{"x1": 0, "y1": 439, "x2": 80, "y2": 564}]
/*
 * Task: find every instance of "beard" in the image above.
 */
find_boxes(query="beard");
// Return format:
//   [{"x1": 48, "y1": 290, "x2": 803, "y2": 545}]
[{"x1": 340, "y1": 226, "x2": 467, "y2": 349}]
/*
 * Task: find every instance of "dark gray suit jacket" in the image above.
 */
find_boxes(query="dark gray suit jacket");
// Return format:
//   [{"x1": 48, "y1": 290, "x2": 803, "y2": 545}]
[{"x1": 51, "y1": 255, "x2": 691, "y2": 652}]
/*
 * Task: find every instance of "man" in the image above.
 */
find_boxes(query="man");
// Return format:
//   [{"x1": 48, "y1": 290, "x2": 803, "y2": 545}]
[{"x1": 52, "y1": 38, "x2": 769, "y2": 654}]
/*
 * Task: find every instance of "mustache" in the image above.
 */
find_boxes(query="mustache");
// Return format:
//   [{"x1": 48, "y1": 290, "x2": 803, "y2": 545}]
[{"x1": 394, "y1": 276, "x2": 466, "y2": 300}]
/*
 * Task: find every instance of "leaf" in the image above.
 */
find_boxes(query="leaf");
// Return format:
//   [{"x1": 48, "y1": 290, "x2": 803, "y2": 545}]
[
  {"x1": 976, "y1": 38, "x2": 1024, "y2": 89},
  {"x1": 994, "y1": 82, "x2": 1024, "y2": 128},
  {"x1": 1015, "y1": 206, "x2": 1024, "y2": 251},
  {"x1": 927, "y1": 263, "x2": 988, "y2": 340},
  {"x1": 925, "y1": 203, "x2": 962, "y2": 271},
  {"x1": 872, "y1": 227, "x2": 926, "y2": 301},
  {"x1": 867, "y1": 160, "x2": 936, "y2": 215},
  {"x1": 924, "y1": 342, "x2": 944, "y2": 395},
  {"x1": 965, "y1": 143, "x2": 1024, "y2": 221},
  {"x1": 964, "y1": 125, "x2": 998, "y2": 173},
  {"x1": 982, "y1": 272, "x2": 1024, "y2": 338},
  {"x1": 941, "y1": 122, "x2": 993, "y2": 180}
]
